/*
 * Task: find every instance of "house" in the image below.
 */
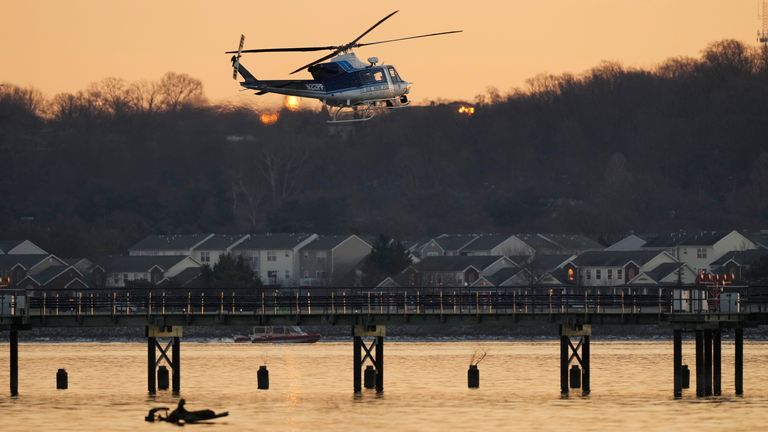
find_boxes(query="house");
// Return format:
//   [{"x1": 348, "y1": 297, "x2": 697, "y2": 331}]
[
  {"x1": 405, "y1": 255, "x2": 517, "y2": 287},
  {"x1": 103, "y1": 256, "x2": 201, "y2": 288},
  {"x1": 471, "y1": 267, "x2": 530, "y2": 288},
  {"x1": 232, "y1": 233, "x2": 318, "y2": 286},
  {"x1": 543, "y1": 234, "x2": 603, "y2": 254},
  {"x1": 566, "y1": 250, "x2": 682, "y2": 287},
  {"x1": 129, "y1": 234, "x2": 214, "y2": 256},
  {"x1": 299, "y1": 235, "x2": 371, "y2": 286},
  {"x1": 710, "y1": 249, "x2": 768, "y2": 282},
  {"x1": 672, "y1": 231, "x2": 756, "y2": 273},
  {"x1": 604, "y1": 234, "x2": 649, "y2": 251},
  {"x1": 0, "y1": 254, "x2": 69, "y2": 288},
  {"x1": 192, "y1": 234, "x2": 249, "y2": 266},
  {"x1": 158, "y1": 267, "x2": 205, "y2": 288},
  {"x1": 17, "y1": 265, "x2": 89, "y2": 290},
  {"x1": 460, "y1": 234, "x2": 520, "y2": 256},
  {"x1": 0, "y1": 240, "x2": 47, "y2": 255},
  {"x1": 417, "y1": 234, "x2": 479, "y2": 257},
  {"x1": 626, "y1": 262, "x2": 698, "y2": 286},
  {"x1": 64, "y1": 258, "x2": 106, "y2": 288}
]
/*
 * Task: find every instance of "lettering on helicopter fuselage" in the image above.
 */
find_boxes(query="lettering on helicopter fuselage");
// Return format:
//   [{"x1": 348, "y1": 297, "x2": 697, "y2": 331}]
[{"x1": 306, "y1": 83, "x2": 325, "y2": 91}]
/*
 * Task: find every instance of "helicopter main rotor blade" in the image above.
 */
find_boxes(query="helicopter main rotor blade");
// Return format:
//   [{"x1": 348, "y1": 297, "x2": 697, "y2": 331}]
[
  {"x1": 355, "y1": 30, "x2": 463, "y2": 48},
  {"x1": 289, "y1": 50, "x2": 342, "y2": 75},
  {"x1": 225, "y1": 45, "x2": 338, "y2": 54},
  {"x1": 348, "y1": 10, "x2": 399, "y2": 47}
]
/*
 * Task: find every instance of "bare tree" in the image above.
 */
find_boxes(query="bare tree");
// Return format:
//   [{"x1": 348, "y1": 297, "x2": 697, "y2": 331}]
[{"x1": 157, "y1": 72, "x2": 206, "y2": 111}]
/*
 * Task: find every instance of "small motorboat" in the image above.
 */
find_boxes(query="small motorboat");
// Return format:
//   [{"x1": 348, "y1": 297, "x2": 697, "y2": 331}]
[
  {"x1": 146, "y1": 399, "x2": 228, "y2": 425},
  {"x1": 234, "y1": 326, "x2": 321, "y2": 343}
]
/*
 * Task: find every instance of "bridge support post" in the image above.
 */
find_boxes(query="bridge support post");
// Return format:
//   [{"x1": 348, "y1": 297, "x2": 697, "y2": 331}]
[
  {"x1": 172, "y1": 336, "x2": 181, "y2": 395},
  {"x1": 352, "y1": 325, "x2": 385, "y2": 394},
  {"x1": 695, "y1": 330, "x2": 703, "y2": 397},
  {"x1": 353, "y1": 335, "x2": 362, "y2": 393},
  {"x1": 148, "y1": 335, "x2": 156, "y2": 394},
  {"x1": 735, "y1": 327, "x2": 743, "y2": 395},
  {"x1": 10, "y1": 329, "x2": 18, "y2": 396},
  {"x1": 713, "y1": 330, "x2": 721, "y2": 396},
  {"x1": 704, "y1": 330, "x2": 713, "y2": 396},
  {"x1": 146, "y1": 326, "x2": 183, "y2": 395},
  {"x1": 673, "y1": 329, "x2": 682, "y2": 398},
  {"x1": 559, "y1": 324, "x2": 591, "y2": 396}
]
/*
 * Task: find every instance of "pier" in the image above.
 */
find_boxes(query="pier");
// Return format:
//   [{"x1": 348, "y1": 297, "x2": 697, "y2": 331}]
[{"x1": 2, "y1": 285, "x2": 767, "y2": 397}]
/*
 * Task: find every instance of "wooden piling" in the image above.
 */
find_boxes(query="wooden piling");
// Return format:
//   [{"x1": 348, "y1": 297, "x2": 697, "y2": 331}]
[
  {"x1": 713, "y1": 330, "x2": 721, "y2": 396},
  {"x1": 353, "y1": 335, "x2": 362, "y2": 393},
  {"x1": 582, "y1": 335, "x2": 590, "y2": 396},
  {"x1": 172, "y1": 336, "x2": 180, "y2": 394},
  {"x1": 147, "y1": 336, "x2": 156, "y2": 395},
  {"x1": 673, "y1": 329, "x2": 682, "y2": 398},
  {"x1": 735, "y1": 328, "x2": 743, "y2": 395},
  {"x1": 695, "y1": 330, "x2": 703, "y2": 397},
  {"x1": 10, "y1": 329, "x2": 18, "y2": 396},
  {"x1": 704, "y1": 330, "x2": 712, "y2": 396},
  {"x1": 375, "y1": 335, "x2": 384, "y2": 393}
]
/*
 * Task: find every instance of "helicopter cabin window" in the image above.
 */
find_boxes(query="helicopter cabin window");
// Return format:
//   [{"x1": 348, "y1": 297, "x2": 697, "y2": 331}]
[{"x1": 360, "y1": 69, "x2": 387, "y2": 85}]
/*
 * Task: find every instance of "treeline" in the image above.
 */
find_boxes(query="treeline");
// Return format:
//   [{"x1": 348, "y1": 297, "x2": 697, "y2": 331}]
[{"x1": 1, "y1": 39, "x2": 768, "y2": 256}]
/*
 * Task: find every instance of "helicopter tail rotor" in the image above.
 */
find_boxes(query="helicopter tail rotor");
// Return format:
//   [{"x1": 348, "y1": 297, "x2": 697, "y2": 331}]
[{"x1": 232, "y1": 34, "x2": 245, "y2": 80}]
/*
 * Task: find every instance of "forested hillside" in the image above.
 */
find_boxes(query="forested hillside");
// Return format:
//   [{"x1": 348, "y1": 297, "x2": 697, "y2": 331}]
[{"x1": 1, "y1": 40, "x2": 767, "y2": 256}]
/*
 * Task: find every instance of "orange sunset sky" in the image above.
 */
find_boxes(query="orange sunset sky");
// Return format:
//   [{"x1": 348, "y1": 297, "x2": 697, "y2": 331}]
[{"x1": 1, "y1": 1, "x2": 764, "y2": 108}]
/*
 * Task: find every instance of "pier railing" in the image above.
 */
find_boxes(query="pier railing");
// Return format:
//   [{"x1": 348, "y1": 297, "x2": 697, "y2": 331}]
[{"x1": 2, "y1": 285, "x2": 766, "y2": 320}]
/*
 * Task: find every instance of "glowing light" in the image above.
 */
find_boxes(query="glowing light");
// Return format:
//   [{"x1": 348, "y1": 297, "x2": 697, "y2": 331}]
[
  {"x1": 259, "y1": 112, "x2": 279, "y2": 125},
  {"x1": 457, "y1": 105, "x2": 475, "y2": 116},
  {"x1": 284, "y1": 96, "x2": 300, "y2": 111}
]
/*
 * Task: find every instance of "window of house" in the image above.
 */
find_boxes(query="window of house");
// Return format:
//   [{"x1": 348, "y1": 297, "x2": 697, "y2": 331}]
[
  {"x1": 267, "y1": 251, "x2": 276, "y2": 261},
  {"x1": 596, "y1": 269, "x2": 602, "y2": 280},
  {"x1": 285, "y1": 251, "x2": 290, "y2": 258},
  {"x1": 617, "y1": 269, "x2": 623, "y2": 280},
  {"x1": 697, "y1": 248, "x2": 707, "y2": 259},
  {"x1": 607, "y1": 269, "x2": 613, "y2": 280},
  {"x1": 586, "y1": 269, "x2": 591, "y2": 280},
  {"x1": 303, "y1": 251, "x2": 309, "y2": 258},
  {"x1": 567, "y1": 268, "x2": 575, "y2": 282},
  {"x1": 201, "y1": 251, "x2": 210, "y2": 263},
  {"x1": 123, "y1": 273, "x2": 129, "y2": 281},
  {"x1": 284, "y1": 270, "x2": 290, "y2": 279},
  {"x1": 316, "y1": 270, "x2": 326, "y2": 278},
  {"x1": 267, "y1": 270, "x2": 277, "y2": 282}
]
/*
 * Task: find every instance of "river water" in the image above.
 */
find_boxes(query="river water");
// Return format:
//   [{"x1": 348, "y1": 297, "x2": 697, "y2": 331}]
[{"x1": 0, "y1": 339, "x2": 767, "y2": 431}]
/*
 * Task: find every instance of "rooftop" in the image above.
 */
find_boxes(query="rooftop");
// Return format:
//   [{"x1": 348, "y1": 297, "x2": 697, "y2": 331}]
[
  {"x1": 234, "y1": 233, "x2": 315, "y2": 250},
  {"x1": 129, "y1": 234, "x2": 213, "y2": 251}
]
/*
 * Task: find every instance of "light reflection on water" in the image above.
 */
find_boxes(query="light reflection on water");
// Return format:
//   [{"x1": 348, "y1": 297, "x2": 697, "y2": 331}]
[{"x1": 0, "y1": 340, "x2": 767, "y2": 431}]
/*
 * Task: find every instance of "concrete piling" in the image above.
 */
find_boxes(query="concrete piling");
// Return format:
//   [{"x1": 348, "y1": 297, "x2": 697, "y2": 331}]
[
  {"x1": 56, "y1": 368, "x2": 68, "y2": 390},
  {"x1": 257, "y1": 365, "x2": 269, "y2": 390},
  {"x1": 157, "y1": 366, "x2": 169, "y2": 390},
  {"x1": 569, "y1": 365, "x2": 581, "y2": 389},
  {"x1": 364, "y1": 365, "x2": 376, "y2": 389},
  {"x1": 468, "y1": 365, "x2": 479, "y2": 388},
  {"x1": 682, "y1": 365, "x2": 690, "y2": 389}
]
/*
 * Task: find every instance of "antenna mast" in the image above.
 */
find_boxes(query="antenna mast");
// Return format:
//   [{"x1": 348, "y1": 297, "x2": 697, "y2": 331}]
[{"x1": 759, "y1": 1, "x2": 768, "y2": 45}]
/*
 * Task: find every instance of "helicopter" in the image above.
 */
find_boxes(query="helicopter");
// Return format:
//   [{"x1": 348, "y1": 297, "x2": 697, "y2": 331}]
[{"x1": 226, "y1": 10, "x2": 461, "y2": 123}]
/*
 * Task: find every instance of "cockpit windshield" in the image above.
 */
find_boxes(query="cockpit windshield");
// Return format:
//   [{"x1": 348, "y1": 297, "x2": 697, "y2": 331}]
[{"x1": 387, "y1": 66, "x2": 402, "y2": 83}]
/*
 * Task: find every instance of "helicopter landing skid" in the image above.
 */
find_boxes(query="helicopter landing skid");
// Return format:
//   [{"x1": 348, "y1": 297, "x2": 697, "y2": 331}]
[{"x1": 326, "y1": 99, "x2": 411, "y2": 124}]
